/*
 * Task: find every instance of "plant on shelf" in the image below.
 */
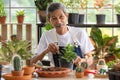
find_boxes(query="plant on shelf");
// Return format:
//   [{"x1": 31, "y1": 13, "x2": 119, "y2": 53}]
[
  {"x1": 12, "y1": 55, "x2": 24, "y2": 76},
  {"x1": 94, "y1": 0, "x2": 112, "y2": 13},
  {"x1": 94, "y1": 0, "x2": 112, "y2": 24},
  {"x1": 34, "y1": 0, "x2": 53, "y2": 23},
  {"x1": 114, "y1": 2, "x2": 120, "y2": 14},
  {"x1": 0, "y1": 35, "x2": 33, "y2": 63},
  {"x1": 90, "y1": 27, "x2": 120, "y2": 62},
  {"x1": 56, "y1": 0, "x2": 88, "y2": 13},
  {"x1": 55, "y1": 0, "x2": 88, "y2": 24},
  {"x1": 16, "y1": 10, "x2": 25, "y2": 23},
  {"x1": 114, "y1": 2, "x2": 120, "y2": 24},
  {"x1": 0, "y1": 0, "x2": 6, "y2": 24}
]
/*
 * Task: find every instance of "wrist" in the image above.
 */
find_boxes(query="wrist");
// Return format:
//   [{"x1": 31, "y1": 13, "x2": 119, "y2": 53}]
[{"x1": 81, "y1": 58, "x2": 86, "y2": 62}]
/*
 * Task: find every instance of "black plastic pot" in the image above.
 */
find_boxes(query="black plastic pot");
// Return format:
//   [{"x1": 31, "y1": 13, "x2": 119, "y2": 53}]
[
  {"x1": 59, "y1": 58, "x2": 73, "y2": 69},
  {"x1": 0, "y1": 64, "x2": 2, "y2": 80},
  {"x1": 117, "y1": 14, "x2": 120, "y2": 24},
  {"x1": 79, "y1": 14, "x2": 84, "y2": 24},
  {"x1": 68, "y1": 13, "x2": 79, "y2": 24},
  {"x1": 108, "y1": 69, "x2": 120, "y2": 80},
  {"x1": 96, "y1": 14, "x2": 105, "y2": 24}
]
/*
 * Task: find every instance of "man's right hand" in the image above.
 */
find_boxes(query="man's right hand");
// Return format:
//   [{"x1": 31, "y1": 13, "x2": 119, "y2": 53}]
[{"x1": 47, "y1": 43, "x2": 59, "y2": 54}]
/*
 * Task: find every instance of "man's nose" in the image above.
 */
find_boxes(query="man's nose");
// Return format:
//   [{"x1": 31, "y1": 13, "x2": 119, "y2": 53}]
[{"x1": 56, "y1": 18, "x2": 61, "y2": 23}]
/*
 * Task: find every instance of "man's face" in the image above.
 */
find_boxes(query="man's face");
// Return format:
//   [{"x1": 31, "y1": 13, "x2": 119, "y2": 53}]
[{"x1": 48, "y1": 9, "x2": 68, "y2": 29}]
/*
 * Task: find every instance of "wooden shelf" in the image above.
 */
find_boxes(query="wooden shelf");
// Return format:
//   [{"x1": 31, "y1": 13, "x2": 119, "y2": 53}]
[
  {"x1": 37, "y1": 23, "x2": 120, "y2": 43},
  {"x1": 68, "y1": 24, "x2": 120, "y2": 27}
]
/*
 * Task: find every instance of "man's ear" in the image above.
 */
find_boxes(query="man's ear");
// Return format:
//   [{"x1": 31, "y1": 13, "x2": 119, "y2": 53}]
[{"x1": 65, "y1": 13, "x2": 69, "y2": 18}]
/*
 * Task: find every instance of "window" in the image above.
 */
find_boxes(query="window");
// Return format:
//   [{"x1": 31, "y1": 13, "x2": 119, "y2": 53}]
[{"x1": 3, "y1": 0, "x2": 120, "y2": 47}]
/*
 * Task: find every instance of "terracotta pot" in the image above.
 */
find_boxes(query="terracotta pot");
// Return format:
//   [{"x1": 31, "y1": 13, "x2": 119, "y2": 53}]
[
  {"x1": 17, "y1": 16, "x2": 24, "y2": 23},
  {"x1": 22, "y1": 66, "x2": 35, "y2": 75},
  {"x1": 75, "y1": 72, "x2": 84, "y2": 78},
  {"x1": 3, "y1": 73, "x2": 31, "y2": 80},
  {"x1": 0, "y1": 16, "x2": 6, "y2": 24},
  {"x1": 12, "y1": 70, "x2": 24, "y2": 76}
]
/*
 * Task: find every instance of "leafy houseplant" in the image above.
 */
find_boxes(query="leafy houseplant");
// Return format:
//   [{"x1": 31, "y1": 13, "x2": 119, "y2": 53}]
[
  {"x1": 59, "y1": 44, "x2": 77, "y2": 69},
  {"x1": 0, "y1": 0, "x2": 6, "y2": 24},
  {"x1": 45, "y1": 22, "x2": 53, "y2": 30},
  {"x1": 16, "y1": 10, "x2": 25, "y2": 23},
  {"x1": 114, "y1": 2, "x2": 120, "y2": 24},
  {"x1": 0, "y1": 35, "x2": 33, "y2": 63},
  {"x1": 90, "y1": 27, "x2": 120, "y2": 61},
  {"x1": 34, "y1": 0, "x2": 53, "y2": 23},
  {"x1": 61, "y1": 44, "x2": 77, "y2": 62}
]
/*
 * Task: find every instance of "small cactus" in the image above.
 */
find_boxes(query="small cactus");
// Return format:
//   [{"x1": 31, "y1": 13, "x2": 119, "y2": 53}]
[
  {"x1": 13, "y1": 55, "x2": 21, "y2": 71},
  {"x1": 81, "y1": 62, "x2": 88, "y2": 69},
  {"x1": 98, "y1": 59, "x2": 106, "y2": 65},
  {"x1": 75, "y1": 66, "x2": 85, "y2": 72}
]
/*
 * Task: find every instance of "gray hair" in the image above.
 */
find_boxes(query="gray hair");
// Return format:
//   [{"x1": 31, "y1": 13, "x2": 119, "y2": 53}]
[{"x1": 46, "y1": 2, "x2": 67, "y2": 19}]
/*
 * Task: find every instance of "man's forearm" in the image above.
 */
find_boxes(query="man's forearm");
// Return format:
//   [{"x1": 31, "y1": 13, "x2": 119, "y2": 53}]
[{"x1": 31, "y1": 49, "x2": 49, "y2": 63}]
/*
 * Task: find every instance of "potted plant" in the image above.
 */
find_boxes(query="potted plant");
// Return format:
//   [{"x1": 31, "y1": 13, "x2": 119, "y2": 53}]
[
  {"x1": 22, "y1": 59, "x2": 35, "y2": 75},
  {"x1": 90, "y1": 27, "x2": 120, "y2": 62},
  {"x1": 34, "y1": 0, "x2": 53, "y2": 23},
  {"x1": 0, "y1": 0, "x2": 6, "y2": 24},
  {"x1": 3, "y1": 55, "x2": 32, "y2": 80},
  {"x1": 59, "y1": 44, "x2": 77, "y2": 69},
  {"x1": 16, "y1": 10, "x2": 25, "y2": 23},
  {"x1": 0, "y1": 35, "x2": 33, "y2": 64},
  {"x1": 114, "y1": 2, "x2": 120, "y2": 24},
  {"x1": 55, "y1": 0, "x2": 88, "y2": 24},
  {"x1": 78, "y1": 0, "x2": 88, "y2": 24},
  {"x1": 75, "y1": 65, "x2": 85, "y2": 78},
  {"x1": 94, "y1": 0, "x2": 112, "y2": 24},
  {"x1": 12, "y1": 55, "x2": 24, "y2": 76}
]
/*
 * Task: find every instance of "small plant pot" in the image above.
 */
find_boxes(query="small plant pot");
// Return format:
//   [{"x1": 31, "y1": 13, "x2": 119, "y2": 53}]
[
  {"x1": 79, "y1": 14, "x2": 84, "y2": 24},
  {"x1": 96, "y1": 14, "x2": 105, "y2": 24},
  {"x1": 22, "y1": 66, "x2": 35, "y2": 75},
  {"x1": 12, "y1": 70, "x2": 24, "y2": 76},
  {"x1": 75, "y1": 72, "x2": 84, "y2": 78},
  {"x1": 38, "y1": 11, "x2": 46, "y2": 23},
  {"x1": 17, "y1": 16, "x2": 24, "y2": 23},
  {"x1": 0, "y1": 16, "x2": 6, "y2": 24},
  {"x1": 68, "y1": 13, "x2": 79, "y2": 24},
  {"x1": 59, "y1": 58, "x2": 73, "y2": 69},
  {"x1": 116, "y1": 14, "x2": 120, "y2": 24}
]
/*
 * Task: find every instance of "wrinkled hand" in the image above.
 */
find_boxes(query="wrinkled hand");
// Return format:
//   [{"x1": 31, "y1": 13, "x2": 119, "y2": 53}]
[
  {"x1": 73, "y1": 56, "x2": 81, "y2": 65},
  {"x1": 47, "y1": 43, "x2": 59, "y2": 54}
]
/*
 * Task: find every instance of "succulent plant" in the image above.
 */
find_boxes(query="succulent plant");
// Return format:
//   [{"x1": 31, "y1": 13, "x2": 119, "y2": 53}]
[
  {"x1": 75, "y1": 66, "x2": 85, "y2": 72},
  {"x1": 81, "y1": 62, "x2": 88, "y2": 69},
  {"x1": 99, "y1": 60, "x2": 105, "y2": 65},
  {"x1": 13, "y1": 55, "x2": 21, "y2": 71}
]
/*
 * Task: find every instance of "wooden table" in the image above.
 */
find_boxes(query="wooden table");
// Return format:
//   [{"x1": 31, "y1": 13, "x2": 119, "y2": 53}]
[{"x1": 31, "y1": 71, "x2": 109, "y2": 80}]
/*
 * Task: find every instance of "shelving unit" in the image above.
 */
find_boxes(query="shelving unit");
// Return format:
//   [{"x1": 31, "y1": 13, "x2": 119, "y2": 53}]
[{"x1": 37, "y1": 23, "x2": 120, "y2": 43}]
